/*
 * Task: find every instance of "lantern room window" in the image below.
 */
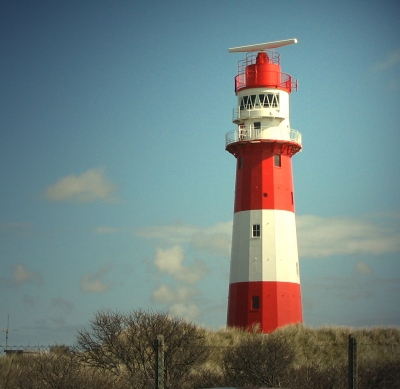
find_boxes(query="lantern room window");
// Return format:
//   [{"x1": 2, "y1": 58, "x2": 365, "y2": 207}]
[{"x1": 239, "y1": 93, "x2": 279, "y2": 110}]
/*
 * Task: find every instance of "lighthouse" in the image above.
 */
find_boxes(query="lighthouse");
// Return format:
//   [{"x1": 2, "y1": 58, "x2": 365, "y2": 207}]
[{"x1": 226, "y1": 39, "x2": 303, "y2": 333}]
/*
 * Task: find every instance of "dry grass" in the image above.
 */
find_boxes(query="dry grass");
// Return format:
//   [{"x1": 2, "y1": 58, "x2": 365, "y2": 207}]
[{"x1": 1, "y1": 324, "x2": 399, "y2": 389}]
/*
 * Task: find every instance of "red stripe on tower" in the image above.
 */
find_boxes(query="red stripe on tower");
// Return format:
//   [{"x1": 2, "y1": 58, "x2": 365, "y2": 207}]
[{"x1": 226, "y1": 39, "x2": 303, "y2": 333}]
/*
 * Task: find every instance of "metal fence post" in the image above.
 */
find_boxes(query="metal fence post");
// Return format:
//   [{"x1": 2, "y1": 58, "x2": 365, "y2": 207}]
[
  {"x1": 348, "y1": 334, "x2": 358, "y2": 389},
  {"x1": 155, "y1": 335, "x2": 164, "y2": 389}
]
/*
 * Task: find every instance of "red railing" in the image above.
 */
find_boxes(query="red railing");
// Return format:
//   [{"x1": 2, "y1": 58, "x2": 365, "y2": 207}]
[
  {"x1": 234, "y1": 72, "x2": 297, "y2": 93},
  {"x1": 234, "y1": 50, "x2": 297, "y2": 93}
]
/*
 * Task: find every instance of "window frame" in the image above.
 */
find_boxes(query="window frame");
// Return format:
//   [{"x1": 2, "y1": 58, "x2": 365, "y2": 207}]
[{"x1": 252, "y1": 224, "x2": 261, "y2": 238}]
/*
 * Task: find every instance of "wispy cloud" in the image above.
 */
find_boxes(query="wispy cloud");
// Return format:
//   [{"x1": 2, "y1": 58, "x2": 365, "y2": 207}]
[
  {"x1": 98, "y1": 221, "x2": 228, "y2": 321},
  {"x1": 297, "y1": 214, "x2": 400, "y2": 258},
  {"x1": 94, "y1": 226, "x2": 126, "y2": 234},
  {"x1": 45, "y1": 167, "x2": 118, "y2": 203},
  {"x1": 168, "y1": 303, "x2": 201, "y2": 320},
  {"x1": 355, "y1": 261, "x2": 372, "y2": 275},
  {"x1": 154, "y1": 245, "x2": 208, "y2": 284},
  {"x1": 135, "y1": 221, "x2": 232, "y2": 257},
  {"x1": 151, "y1": 245, "x2": 208, "y2": 321},
  {"x1": 152, "y1": 284, "x2": 195, "y2": 305},
  {"x1": 23, "y1": 294, "x2": 36, "y2": 308},
  {"x1": 52, "y1": 297, "x2": 74, "y2": 315},
  {"x1": 152, "y1": 283, "x2": 201, "y2": 321},
  {"x1": 80, "y1": 266, "x2": 113, "y2": 293},
  {"x1": 152, "y1": 282, "x2": 201, "y2": 320},
  {"x1": 135, "y1": 214, "x2": 400, "y2": 260},
  {"x1": 372, "y1": 48, "x2": 400, "y2": 72},
  {"x1": 0, "y1": 222, "x2": 32, "y2": 237},
  {"x1": 13, "y1": 264, "x2": 42, "y2": 286}
]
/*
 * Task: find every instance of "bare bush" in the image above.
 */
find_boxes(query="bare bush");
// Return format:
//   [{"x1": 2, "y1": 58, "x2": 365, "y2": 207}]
[
  {"x1": 222, "y1": 333, "x2": 295, "y2": 387},
  {"x1": 0, "y1": 356, "x2": 15, "y2": 389},
  {"x1": 287, "y1": 363, "x2": 347, "y2": 389},
  {"x1": 0, "y1": 352, "x2": 121, "y2": 389},
  {"x1": 2, "y1": 320, "x2": 399, "y2": 389},
  {"x1": 359, "y1": 360, "x2": 400, "y2": 389},
  {"x1": 76, "y1": 309, "x2": 210, "y2": 389}
]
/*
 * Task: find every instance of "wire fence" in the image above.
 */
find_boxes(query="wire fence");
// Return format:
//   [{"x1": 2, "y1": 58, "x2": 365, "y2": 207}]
[{"x1": 1, "y1": 337, "x2": 399, "y2": 389}]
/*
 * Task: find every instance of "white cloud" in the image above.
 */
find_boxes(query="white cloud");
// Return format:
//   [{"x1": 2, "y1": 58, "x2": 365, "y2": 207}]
[
  {"x1": 152, "y1": 284, "x2": 195, "y2": 304},
  {"x1": 136, "y1": 214, "x2": 400, "y2": 260},
  {"x1": 45, "y1": 167, "x2": 118, "y2": 203},
  {"x1": 151, "y1": 245, "x2": 208, "y2": 321},
  {"x1": 168, "y1": 303, "x2": 200, "y2": 321},
  {"x1": 372, "y1": 49, "x2": 400, "y2": 72},
  {"x1": 135, "y1": 221, "x2": 232, "y2": 257},
  {"x1": 80, "y1": 266, "x2": 112, "y2": 293},
  {"x1": 297, "y1": 214, "x2": 400, "y2": 258},
  {"x1": 152, "y1": 284, "x2": 200, "y2": 321},
  {"x1": 13, "y1": 264, "x2": 42, "y2": 285},
  {"x1": 154, "y1": 245, "x2": 208, "y2": 284},
  {"x1": 138, "y1": 214, "x2": 399, "y2": 323}
]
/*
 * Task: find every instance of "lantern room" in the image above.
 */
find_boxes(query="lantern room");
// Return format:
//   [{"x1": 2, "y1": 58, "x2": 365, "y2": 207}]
[{"x1": 234, "y1": 50, "x2": 297, "y2": 93}]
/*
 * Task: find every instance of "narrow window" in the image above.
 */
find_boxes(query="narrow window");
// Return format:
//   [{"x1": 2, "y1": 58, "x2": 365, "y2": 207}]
[
  {"x1": 272, "y1": 93, "x2": 279, "y2": 108},
  {"x1": 242, "y1": 96, "x2": 249, "y2": 109},
  {"x1": 263, "y1": 93, "x2": 279, "y2": 108},
  {"x1": 266, "y1": 93, "x2": 272, "y2": 107},
  {"x1": 238, "y1": 157, "x2": 243, "y2": 169},
  {"x1": 261, "y1": 94, "x2": 268, "y2": 107},
  {"x1": 252, "y1": 296, "x2": 260, "y2": 310},
  {"x1": 239, "y1": 97, "x2": 245, "y2": 110},
  {"x1": 258, "y1": 94, "x2": 265, "y2": 107},
  {"x1": 291, "y1": 191, "x2": 294, "y2": 204},
  {"x1": 274, "y1": 154, "x2": 281, "y2": 167},
  {"x1": 252, "y1": 224, "x2": 261, "y2": 237},
  {"x1": 250, "y1": 95, "x2": 256, "y2": 108}
]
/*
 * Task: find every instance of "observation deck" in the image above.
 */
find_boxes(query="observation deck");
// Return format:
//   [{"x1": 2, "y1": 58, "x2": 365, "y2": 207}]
[{"x1": 225, "y1": 127, "x2": 302, "y2": 156}]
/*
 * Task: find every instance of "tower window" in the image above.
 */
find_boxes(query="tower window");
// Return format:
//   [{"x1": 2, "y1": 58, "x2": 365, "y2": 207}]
[
  {"x1": 238, "y1": 157, "x2": 243, "y2": 169},
  {"x1": 239, "y1": 93, "x2": 279, "y2": 110},
  {"x1": 254, "y1": 122, "x2": 261, "y2": 130},
  {"x1": 274, "y1": 154, "x2": 281, "y2": 167},
  {"x1": 252, "y1": 224, "x2": 261, "y2": 237},
  {"x1": 252, "y1": 296, "x2": 260, "y2": 310}
]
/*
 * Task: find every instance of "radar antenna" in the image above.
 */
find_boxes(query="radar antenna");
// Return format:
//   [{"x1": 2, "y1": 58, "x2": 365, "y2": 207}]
[{"x1": 228, "y1": 38, "x2": 297, "y2": 53}]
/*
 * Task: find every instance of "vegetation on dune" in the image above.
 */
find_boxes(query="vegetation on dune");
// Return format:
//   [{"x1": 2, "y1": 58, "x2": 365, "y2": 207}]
[{"x1": 1, "y1": 309, "x2": 399, "y2": 389}]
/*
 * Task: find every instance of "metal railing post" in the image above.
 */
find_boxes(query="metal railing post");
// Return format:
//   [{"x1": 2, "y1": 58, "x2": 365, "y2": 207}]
[{"x1": 348, "y1": 334, "x2": 358, "y2": 389}]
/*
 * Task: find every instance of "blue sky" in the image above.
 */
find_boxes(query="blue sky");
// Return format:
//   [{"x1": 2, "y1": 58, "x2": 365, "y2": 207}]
[{"x1": 1, "y1": 0, "x2": 399, "y2": 346}]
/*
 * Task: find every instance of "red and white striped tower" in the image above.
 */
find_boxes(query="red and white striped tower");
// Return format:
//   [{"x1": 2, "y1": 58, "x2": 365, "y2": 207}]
[{"x1": 226, "y1": 39, "x2": 303, "y2": 333}]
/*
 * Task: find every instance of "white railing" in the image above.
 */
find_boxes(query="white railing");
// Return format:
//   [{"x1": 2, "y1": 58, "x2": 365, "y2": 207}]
[
  {"x1": 232, "y1": 108, "x2": 285, "y2": 122},
  {"x1": 225, "y1": 127, "x2": 302, "y2": 147}
]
